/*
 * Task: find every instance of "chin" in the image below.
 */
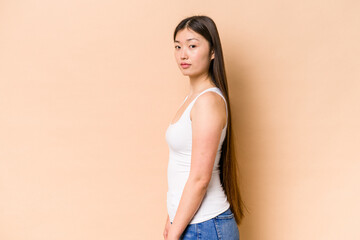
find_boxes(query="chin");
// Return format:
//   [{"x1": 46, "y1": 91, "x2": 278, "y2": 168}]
[
  {"x1": 179, "y1": 69, "x2": 191, "y2": 76},
  {"x1": 181, "y1": 72, "x2": 190, "y2": 76},
  {"x1": 179, "y1": 67, "x2": 202, "y2": 78}
]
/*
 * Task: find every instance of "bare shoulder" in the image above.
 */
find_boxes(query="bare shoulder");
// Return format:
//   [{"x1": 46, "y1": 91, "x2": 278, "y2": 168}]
[
  {"x1": 194, "y1": 91, "x2": 225, "y2": 109},
  {"x1": 190, "y1": 91, "x2": 227, "y2": 126}
]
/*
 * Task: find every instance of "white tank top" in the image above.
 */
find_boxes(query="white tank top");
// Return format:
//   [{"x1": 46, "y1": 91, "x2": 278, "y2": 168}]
[{"x1": 165, "y1": 87, "x2": 230, "y2": 224}]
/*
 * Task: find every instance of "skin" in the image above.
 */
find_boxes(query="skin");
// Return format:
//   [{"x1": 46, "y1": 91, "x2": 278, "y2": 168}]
[{"x1": 163, "y1": 28, "x2": 227, "y2": 240}]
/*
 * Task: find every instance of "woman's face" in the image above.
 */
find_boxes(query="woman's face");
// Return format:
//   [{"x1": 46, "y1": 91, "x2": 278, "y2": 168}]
[{"x1": 174, "y1": 28, "x2": 214, "y2": 78}]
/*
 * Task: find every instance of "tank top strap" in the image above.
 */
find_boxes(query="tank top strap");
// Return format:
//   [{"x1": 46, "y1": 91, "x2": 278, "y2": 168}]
[{"x1": 187, "y1": 87, "x2": 228, "y2": 120}]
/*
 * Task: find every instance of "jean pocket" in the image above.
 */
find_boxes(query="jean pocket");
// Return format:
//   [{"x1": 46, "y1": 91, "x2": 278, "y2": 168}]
[{"x1": 215, "y1": 208, "x2": 234, "y2": 220}]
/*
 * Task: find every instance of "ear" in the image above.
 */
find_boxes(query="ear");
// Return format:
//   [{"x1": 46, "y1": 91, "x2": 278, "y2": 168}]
[{"x1": 210, "y1": 49, "x2": 215, "y2": 60}]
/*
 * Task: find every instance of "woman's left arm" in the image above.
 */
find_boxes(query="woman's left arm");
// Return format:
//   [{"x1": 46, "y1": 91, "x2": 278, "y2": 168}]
[{"x1": 167, "y1": 93, "x2": 226, "y2": 240}]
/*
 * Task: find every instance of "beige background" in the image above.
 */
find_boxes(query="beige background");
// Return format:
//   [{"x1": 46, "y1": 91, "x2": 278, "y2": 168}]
[{"x1": 0, "y1": 0, "x2": 359, "y2": 239}]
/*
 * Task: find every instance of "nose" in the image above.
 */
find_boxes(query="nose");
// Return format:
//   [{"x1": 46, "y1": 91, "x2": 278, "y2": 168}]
[{"x1": 180, "y1": 48, "x2": 188, "y2": 60}]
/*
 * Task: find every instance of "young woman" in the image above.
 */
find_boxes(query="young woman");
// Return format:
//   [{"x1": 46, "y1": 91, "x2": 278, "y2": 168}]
[{"x1": 163, "y1": 15, "x2": 246, "y2": 240}]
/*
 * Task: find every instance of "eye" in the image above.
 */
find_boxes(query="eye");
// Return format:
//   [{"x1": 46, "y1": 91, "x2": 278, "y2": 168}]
[
  {"x1": 189, "y1": 45, "x2": 196, "y2": 48},
  {"x1": 175, "y1": 45, "x2": 180, "y2": 49}
]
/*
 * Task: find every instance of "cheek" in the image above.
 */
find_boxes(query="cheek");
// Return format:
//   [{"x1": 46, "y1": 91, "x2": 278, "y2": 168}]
[
  {"x1": 190, "y1": 50, "x2": 203, "y2": 63},
  {"x1": 195, "y1": 51, "x2": 211, "y2": 67},
  {"x1": 174, "y1": 52, "x2": 180, "y2": 62}
]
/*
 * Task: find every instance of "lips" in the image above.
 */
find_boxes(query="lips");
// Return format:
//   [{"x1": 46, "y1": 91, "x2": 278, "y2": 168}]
[{"x1": 180, "y1": 63, "x2": 191, "y2": 69}]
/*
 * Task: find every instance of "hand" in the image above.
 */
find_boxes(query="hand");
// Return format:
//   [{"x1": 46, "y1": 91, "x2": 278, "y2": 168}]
[{"x1": 163, "y1": 215, "x2": 171, "y2": 240}]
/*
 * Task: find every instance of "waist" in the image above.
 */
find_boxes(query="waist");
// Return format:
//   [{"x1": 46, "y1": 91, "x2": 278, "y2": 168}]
[
  {"x1": 167, "y1": 171, "x2": 223, "y2": 197},
  {"x1": 167, "y1": 151, "x2": 222, "y2": 171},
  {"x1": 167, "y1": 181, "x2": 230, "y2": 223}
]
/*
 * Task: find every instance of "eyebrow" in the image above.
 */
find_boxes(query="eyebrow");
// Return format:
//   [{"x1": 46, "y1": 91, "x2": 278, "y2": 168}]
[{"x1": 174, "y1": 38, "x2": 199, "y2": 43}]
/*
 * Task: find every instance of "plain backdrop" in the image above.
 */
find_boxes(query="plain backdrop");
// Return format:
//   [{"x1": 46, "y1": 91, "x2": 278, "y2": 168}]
[{"x1": 0, "y1": 0, "x2": 359, "y2": 239}]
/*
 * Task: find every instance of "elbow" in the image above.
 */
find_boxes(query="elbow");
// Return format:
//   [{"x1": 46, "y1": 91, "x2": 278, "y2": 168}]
[{"x1": 188, "y1": 175, "x2": 211, "y2": 190}]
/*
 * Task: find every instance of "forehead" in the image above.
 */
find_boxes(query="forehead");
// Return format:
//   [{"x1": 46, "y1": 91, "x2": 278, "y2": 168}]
[{"x1": 174, "y1": 28, "x2": 205, "y2": 43}]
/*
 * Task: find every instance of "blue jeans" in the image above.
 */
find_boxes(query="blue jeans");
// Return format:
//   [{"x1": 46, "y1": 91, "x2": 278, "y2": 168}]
[{"x1": 171, "y1": 208, "x2": 239, "y2": 240}]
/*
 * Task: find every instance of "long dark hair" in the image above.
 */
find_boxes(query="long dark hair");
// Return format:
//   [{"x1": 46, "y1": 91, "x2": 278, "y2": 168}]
[{"x1": 174, "y1": 15, "x2": 247, "y2": 225}]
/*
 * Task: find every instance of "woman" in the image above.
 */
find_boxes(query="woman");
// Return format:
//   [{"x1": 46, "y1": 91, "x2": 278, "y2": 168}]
[{"x1": 164, "y1": 15, "x2": 246, "y2": 240}]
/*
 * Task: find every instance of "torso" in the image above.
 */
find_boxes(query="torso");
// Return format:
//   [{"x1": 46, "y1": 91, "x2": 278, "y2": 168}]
[{"x1": 165, "y1": 86, "x2": 230, "y2": 224}]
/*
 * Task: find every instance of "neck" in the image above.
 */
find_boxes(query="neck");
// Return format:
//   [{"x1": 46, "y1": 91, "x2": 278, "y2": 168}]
[{"x1": 188, "y1": 72, "x2": 216, "y2": 96}]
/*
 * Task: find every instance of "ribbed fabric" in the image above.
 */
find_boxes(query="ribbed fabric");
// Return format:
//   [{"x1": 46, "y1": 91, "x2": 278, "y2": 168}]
[{"x1": 165, "y1": 87, "x2": 230, "y2": 224}]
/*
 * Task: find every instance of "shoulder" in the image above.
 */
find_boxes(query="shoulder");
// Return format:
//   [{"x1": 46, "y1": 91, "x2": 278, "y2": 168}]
[
  {"x1": 190, "y1": 91, "x2": 227, "y2": 122},
  {"x1": 193, "y1": 91, "x2": 226, "y2": 111}
]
